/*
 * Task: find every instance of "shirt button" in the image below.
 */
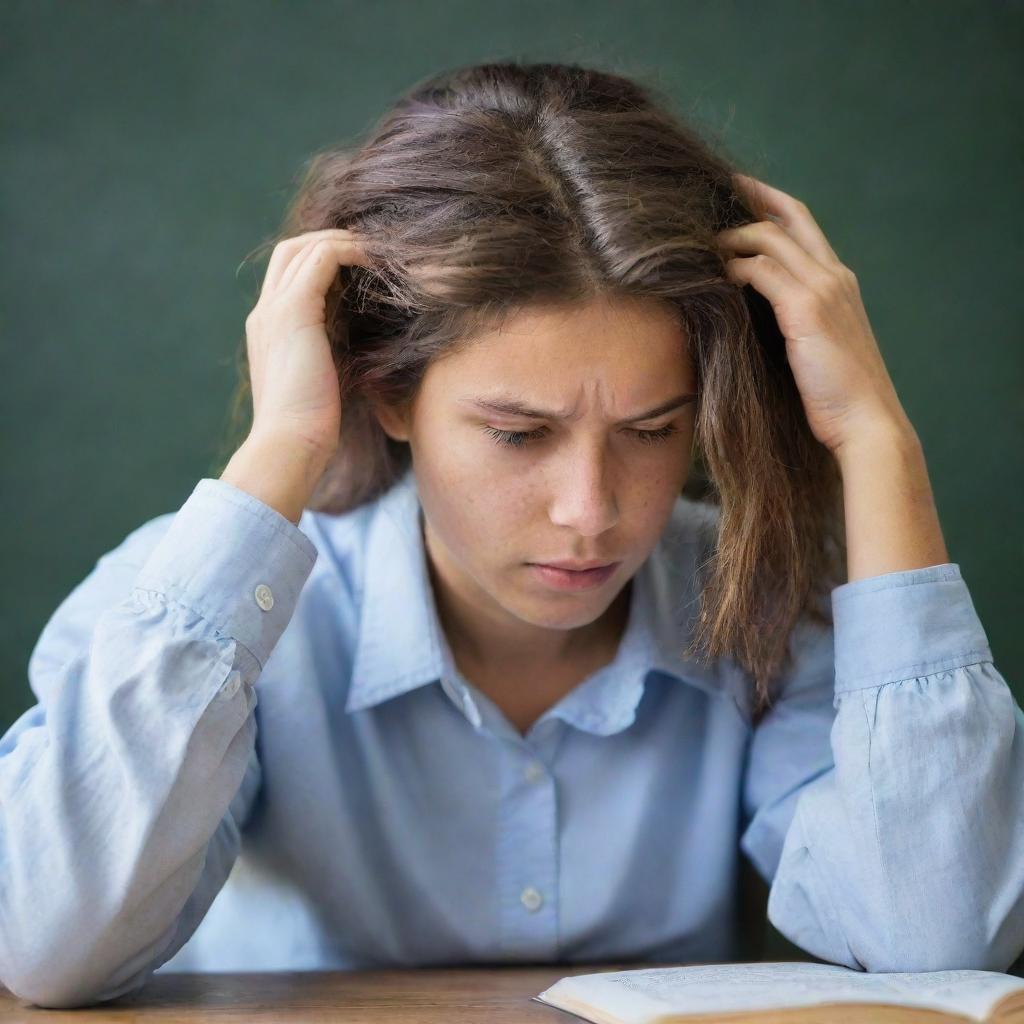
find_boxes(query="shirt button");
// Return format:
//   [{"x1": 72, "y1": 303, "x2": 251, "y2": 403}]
[
  {"x1": 254, "y1": 584, "x2": 274, "y2": 611},
  {"x1": 219, "y1": 671, "x2": 241, "y2": 700},
  {"x1": 520, "y1": 886, "x2": 544, "y2": 912},
  {"x1": 523, "y1": 759, "x2": 546, "y2": 783}
]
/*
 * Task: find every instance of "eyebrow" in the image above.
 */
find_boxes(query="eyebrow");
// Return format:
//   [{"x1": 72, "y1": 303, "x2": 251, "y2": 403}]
[{"x1": 459, "y1": 392, "x2": 699, "y2": 425}]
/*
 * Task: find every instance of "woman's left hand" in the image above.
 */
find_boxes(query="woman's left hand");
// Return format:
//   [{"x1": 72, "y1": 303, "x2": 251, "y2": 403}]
[{"x1": 716, "y1": 173, "x2": 916, "y2": 458}]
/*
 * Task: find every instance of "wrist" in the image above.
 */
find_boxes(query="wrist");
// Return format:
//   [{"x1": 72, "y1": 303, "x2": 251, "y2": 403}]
[
  {"x1": 834, "y1": 425, "x2": 949, "y2": 580},
  {"x1": 834, "y1": 420, "x2": 922, "y2": 477},
  {"x1": 220, "y1": 433, "x2": 330, "y2": 525}
]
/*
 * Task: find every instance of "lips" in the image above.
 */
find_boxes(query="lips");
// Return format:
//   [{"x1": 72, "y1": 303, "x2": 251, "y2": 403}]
[
  {"x1": 528, "y1": 561, "x2": 620, "y2": 592},
  {"x1": 532, "y1": 560, "x2": 616, "y2": 571}
]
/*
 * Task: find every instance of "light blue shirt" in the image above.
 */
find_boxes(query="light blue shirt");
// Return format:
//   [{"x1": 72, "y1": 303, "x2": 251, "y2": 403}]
[{"x1": 2, "y1": 465, "x2": 1023, "y2": 1007}]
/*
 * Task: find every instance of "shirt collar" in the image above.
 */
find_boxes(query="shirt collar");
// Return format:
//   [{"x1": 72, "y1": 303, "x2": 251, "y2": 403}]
[{"x1": 345, "y1": 465, "x2": 730, "y2": 734}]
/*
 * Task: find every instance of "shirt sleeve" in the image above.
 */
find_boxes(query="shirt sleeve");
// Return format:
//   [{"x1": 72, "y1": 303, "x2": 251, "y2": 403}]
[
  {"x1": 0, "y1": 478, "x2": 318, "y2": 1008},
  {"x1": 738, "y1": 562, "x2": 1024, "y2": 972}
]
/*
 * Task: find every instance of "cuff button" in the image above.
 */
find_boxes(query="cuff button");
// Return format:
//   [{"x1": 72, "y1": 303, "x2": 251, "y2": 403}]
[{"x1": 254, "y1": 583, "x2": 275, "y2": 611}]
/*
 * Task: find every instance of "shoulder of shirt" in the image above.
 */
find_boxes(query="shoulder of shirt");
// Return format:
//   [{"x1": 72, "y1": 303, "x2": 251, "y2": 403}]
[
  {"x1": 661, "y1": 491, "x2": 722, "y2": 563},
  {"x1": 656, "y1": 493, "x2": 836, "y2": 722},
  {"x1": 297, "y1": 497, "x2": 377, "y2": 598}
]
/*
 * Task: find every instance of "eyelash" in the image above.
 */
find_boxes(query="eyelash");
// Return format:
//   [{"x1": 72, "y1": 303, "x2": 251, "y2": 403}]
[{"x1": 481, "y1": 424, "x2": 680, "y2": 449}]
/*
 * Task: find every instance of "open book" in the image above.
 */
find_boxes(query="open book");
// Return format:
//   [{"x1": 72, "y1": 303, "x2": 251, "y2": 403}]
[{"x1": 533, "y1": 961, "x2": 1024, "y2": 1023}]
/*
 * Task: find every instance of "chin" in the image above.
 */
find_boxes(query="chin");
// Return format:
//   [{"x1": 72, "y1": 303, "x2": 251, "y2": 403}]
[
  {"x1": 517, "y1": 605, "x2": 606, "y2": 631},
  {"x1": 512, "y1": 583, "x2": 619, "y2": 627}
]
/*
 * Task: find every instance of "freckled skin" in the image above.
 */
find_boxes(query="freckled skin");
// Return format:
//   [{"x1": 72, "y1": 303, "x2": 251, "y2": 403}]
[{"x1": 370, "y1": 293, "x2": 698, "y2": 715}]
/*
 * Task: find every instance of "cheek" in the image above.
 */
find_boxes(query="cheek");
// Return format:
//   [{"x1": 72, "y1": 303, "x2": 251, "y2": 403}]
[
  {"x1": 622, "y1": 452, "x2": 692, "y2": 530},
  {"x1": 415, "y1": 459, "x2": 516, "y2": 564},
  {"x1": 431, "y1": 432, "x2": 538, "y2": 509},
  {"x1": 462, "y1": 476, "x2": 544, "y2": 571},
  {"x1": 417, "y1": 416, "x2": 500, "y2": 482}
]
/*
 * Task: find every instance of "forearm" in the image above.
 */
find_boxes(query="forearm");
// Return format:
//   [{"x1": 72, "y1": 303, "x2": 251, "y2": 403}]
[
  {"x1": 0, "y1": 587, "x2": 256, "y2": 1006},
  {"x1": 836, "y1": 425, "x2": 950, "y2": 582},
  {"x1": 767, "y1": 563, "x2": 1024, "y2": 971},
  {"x1": 0, "y1": 479, "x2": 317, "y2": 1006}
]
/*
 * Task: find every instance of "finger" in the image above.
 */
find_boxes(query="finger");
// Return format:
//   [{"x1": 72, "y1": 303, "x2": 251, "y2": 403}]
[
  {"x1": 723, "y1": 253, "x2": 802, "y2": 310},
  {"x1": 281, "y1": 237, "x2": 373, "y2": 300},
  {"x1": 262, "y1": 228, "x2": 365, "y2": 296},
  {"x1": 263, "y1": 228, "x2": 364, "y2": 295},
  {"x1": 733, "y1": 173, "x2": 842, "y2": 267},
  {"x1": 718, "y1": 220, "x2": 838, "y2": 293}
]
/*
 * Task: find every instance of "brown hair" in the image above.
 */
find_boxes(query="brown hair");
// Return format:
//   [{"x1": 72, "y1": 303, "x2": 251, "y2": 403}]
[{"x1": 213, "y1": 60, "x2": 846, "y2": 721}]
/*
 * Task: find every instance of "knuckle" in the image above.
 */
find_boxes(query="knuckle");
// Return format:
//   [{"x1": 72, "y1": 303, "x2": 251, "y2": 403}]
[
  {"x1": 272, "y1": 235, "x2": 302, "y2": 255},
  {"x1": 816, "y1": 271, "x2": 843, "y2": 297},
  {"x1": 303, "y1": 238, "x2": 331, "y2": 266},
  {"x1": 829, "y1": 270, "x2": 849, "y2": 294}
]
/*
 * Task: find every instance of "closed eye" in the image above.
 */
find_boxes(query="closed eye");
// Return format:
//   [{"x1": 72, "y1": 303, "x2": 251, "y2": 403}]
[{"x1": 481, "y1": 424, "x2": 680, "y2": 449}]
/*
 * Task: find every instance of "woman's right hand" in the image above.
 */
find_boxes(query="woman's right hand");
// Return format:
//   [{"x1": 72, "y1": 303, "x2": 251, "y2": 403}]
[
  {"x1": 220, "y1": 229, "x2": 372, "y2": 524},
  {"x1": 244, "y1": 228, "x2": 372, "y2": 462}
]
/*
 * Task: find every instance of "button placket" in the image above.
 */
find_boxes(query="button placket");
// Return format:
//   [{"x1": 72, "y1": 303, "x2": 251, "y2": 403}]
[{"x1": 496, "y1": 745, "x2": 558, "y2": 958}]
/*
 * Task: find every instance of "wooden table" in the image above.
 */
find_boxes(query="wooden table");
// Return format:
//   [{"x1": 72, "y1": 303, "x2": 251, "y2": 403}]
[{"x1": 0, "y1": 962, "x2": 666, "y2": 1021}]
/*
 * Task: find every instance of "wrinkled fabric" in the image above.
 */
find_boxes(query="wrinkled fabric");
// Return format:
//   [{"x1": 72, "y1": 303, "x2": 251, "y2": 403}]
[{"x1": 1, "y1": 465, "x2": 1021, "y2": 1007}]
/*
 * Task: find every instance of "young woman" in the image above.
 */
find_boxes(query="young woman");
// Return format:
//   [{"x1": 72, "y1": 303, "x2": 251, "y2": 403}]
[{"x1": 2, "y1": 61, "x2": 1022, "y2": 1008}]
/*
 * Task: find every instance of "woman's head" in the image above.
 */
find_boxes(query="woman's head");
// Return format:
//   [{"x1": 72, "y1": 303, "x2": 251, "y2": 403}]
[
  {"x1": 372, "y1": 292, "x2": 698, "y2": 642},
  {"x1": 220, "y1": 60, "x2": 845, "y2": 717}
]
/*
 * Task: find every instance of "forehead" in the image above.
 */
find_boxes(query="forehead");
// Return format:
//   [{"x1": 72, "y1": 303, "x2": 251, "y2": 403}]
[{"x1": 434, "y1": 294, "x2": 690, "y2": 379}]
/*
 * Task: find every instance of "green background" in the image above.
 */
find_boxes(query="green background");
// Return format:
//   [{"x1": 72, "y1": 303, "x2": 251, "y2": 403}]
[{"x1": 2, "y1": 0, "x2": 1022, "y2": 964}]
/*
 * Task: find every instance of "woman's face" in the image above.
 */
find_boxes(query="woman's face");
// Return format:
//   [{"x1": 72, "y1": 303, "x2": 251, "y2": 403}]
[{"x1": 372, "y1": 293, "x2": 698, "y2": 644}]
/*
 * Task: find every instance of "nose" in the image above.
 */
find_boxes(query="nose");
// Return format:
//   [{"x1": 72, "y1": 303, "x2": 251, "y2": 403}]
[{"x1": 547, "y1": 442, "x2": 619, "y2": 537}]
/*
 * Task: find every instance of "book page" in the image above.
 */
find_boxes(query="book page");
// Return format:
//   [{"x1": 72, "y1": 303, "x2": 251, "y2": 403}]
[{"x1": 536, "y1": 962, "x2": 1024, "y2": 1023}]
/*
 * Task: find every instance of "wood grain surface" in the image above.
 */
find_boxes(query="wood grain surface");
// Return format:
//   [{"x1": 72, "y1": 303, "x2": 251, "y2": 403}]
[{"x1": 0, "y1": 961, "x2": 674, "y2": 1021}]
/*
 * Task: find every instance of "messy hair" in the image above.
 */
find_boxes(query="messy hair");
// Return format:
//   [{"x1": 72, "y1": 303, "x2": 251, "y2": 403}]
[{"x1": 214, "y1": 60, "x2": 846, "y2": 720}]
